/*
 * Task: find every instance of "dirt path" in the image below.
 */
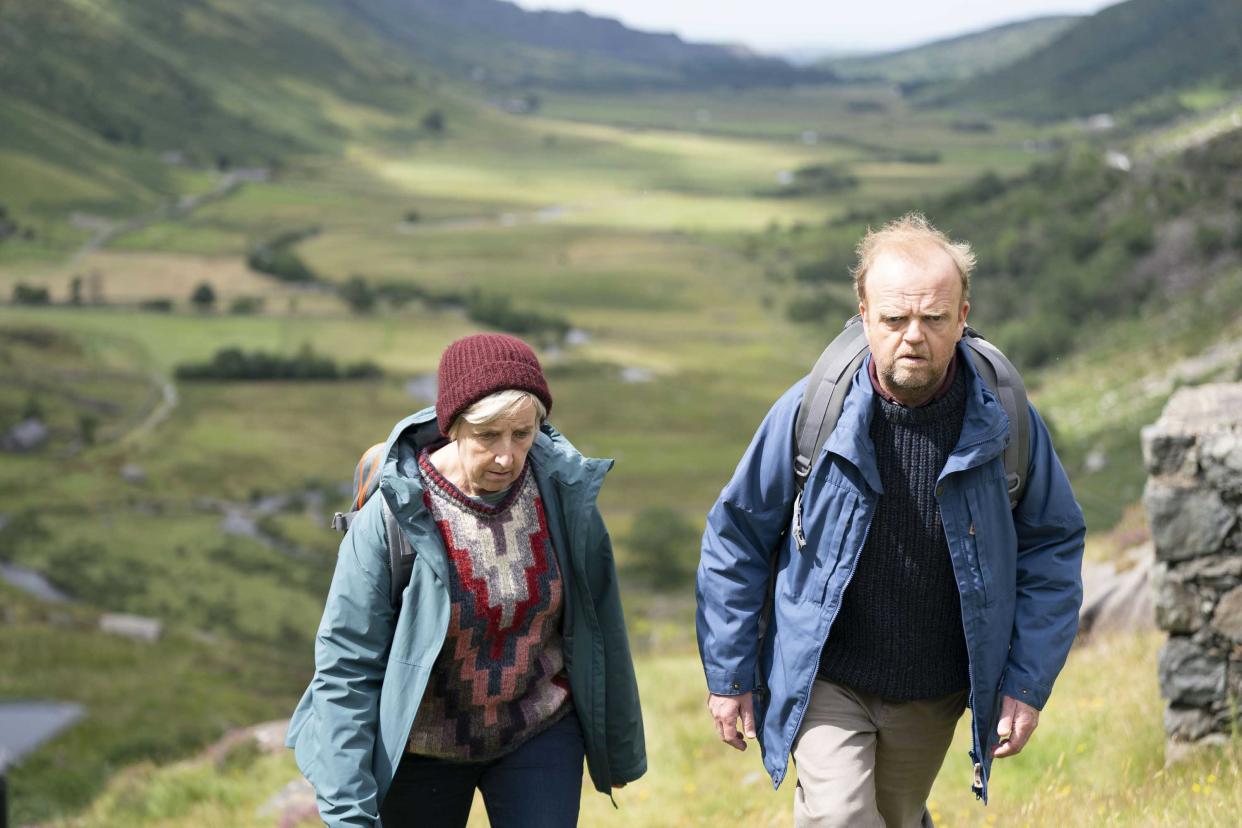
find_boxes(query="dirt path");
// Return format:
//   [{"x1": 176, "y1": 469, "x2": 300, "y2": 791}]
[{"x1": 68, "y1": 167, "x2": 268, "y2": 264}]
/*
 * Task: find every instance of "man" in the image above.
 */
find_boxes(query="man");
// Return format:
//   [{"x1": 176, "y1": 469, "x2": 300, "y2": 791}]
[{"x1": 696, "y1": 214, "x2": 1084, "y2": 826}]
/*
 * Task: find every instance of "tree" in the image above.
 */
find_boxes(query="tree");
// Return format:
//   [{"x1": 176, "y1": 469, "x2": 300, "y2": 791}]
[
  {"x1": 339, "y1": 275, "x2": 377, "y2": 314},
  {"x1": 190, "y1": 281, "x2": 216, "y2": 312},
  {"x1": 422, "y1": 109, "x2": 446, "y2": 135},
  {"x1": 69, "y1": 276, "x2": 83, "y2": 305}
]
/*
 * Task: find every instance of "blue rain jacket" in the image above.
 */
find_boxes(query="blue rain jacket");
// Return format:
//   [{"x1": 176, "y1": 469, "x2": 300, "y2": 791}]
[
  {"x1": 696, "y1": 344, "x2": 1084, "y2": 801},
  {"x1": 287, "y1": 408, "x2": 646, "y2": 826}
]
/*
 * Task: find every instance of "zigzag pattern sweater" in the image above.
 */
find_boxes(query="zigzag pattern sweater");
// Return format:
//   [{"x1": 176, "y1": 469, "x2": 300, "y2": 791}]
[{"x1": 405, "y1": 449, "x2": 571, "y2": 761}]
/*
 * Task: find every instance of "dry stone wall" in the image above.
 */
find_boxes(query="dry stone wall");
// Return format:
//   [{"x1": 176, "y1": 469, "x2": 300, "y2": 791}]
[{"x1": 1142, "y1": 383, "x2": 1242, "y2": 760}]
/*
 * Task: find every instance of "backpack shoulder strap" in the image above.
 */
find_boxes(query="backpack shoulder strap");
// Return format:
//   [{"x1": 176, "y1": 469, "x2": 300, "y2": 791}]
[
  {"x1": 793, "y1": 314, "x2": 870, "y2": 491},
  {"x1": 961, "y1": 328, "x2": 1030, "y2": 509},
  {"x1": 380, "y1": 496, "x2": 417, "y2": 609}
]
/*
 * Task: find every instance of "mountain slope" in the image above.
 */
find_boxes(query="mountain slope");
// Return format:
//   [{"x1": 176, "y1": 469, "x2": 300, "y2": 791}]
[
  {"x1": 344, "y1": 0, "x2": 822, "y2": 89},
  {"x1": 823, "y1": 16, "x2": 1078, "y2": 83},
  {"x1": 946, "y1": 0, "x2": 1242, "y2": 119}
]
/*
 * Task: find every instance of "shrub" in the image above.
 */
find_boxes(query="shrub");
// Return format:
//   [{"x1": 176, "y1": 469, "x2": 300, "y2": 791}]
[
  {"x1": 190, "y1": 282, "x2": 216, "y2": 311},
  {"x1": 339, "y1": 276, "x2": 377, "y2": 314},
  {"x1": 175, "y1": 344, "x2": 383, "y2": 381},
  {"x1": 12, "y1": 283, "x2": 50, "y2": 305},
  {"x1": 247, "y1": 227, "x2": 320, "y2": 283},
  {"x1": 1195, "y1": 224, "x2": 1226, "y2": 258},
  {"x1": 228, "y1": 296, "x2": 264, "y2": 315},
  {"x1": 139, "y1": 299, "x2": 173, "y2": 313},
  {"x1": 465, "y1": 292, "x2": 570, "y2": 344}
]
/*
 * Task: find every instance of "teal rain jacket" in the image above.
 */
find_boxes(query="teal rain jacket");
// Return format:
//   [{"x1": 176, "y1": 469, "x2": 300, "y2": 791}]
[
  {"x1": 287, "y1": 409, "x2": 646, "y2": 826},
  {"x1": 696, "y1": 344, "x2": 1084, "y2": 801}
]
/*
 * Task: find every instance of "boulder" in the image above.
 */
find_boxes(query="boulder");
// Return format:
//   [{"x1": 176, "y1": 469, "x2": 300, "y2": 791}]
[
  {"x1": 1143, "y1": 480, "x2": 1234, "y2": 562},
  {"x1": 1151, "y1": 562, "x2": 1202, "y2": 633},
  {"x1": 1209, "y1": 585, "x2": 1242, "y2": 642},
  {"x1": 1157, "y1": 637, "x2": 1225, "y2": 706}
]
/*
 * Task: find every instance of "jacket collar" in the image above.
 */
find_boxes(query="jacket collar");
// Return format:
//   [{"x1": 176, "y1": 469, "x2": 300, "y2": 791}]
[
  {"x1": 378, "y1": 406, "x2": 611, "y2": 519},
  {"x1": 821, "y1": 341, "x2": 1011, "y2": 494}
]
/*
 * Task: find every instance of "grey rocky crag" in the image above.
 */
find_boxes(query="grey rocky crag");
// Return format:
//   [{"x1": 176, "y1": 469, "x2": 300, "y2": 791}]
[{"x1": 1142, "y1": 383, "x2": 1242, "y2": 761}]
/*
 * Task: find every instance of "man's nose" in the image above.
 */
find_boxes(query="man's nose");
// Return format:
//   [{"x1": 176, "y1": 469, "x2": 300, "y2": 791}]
[{"x1": 904, "y1": 319, "x2": 925, "y2": 343}]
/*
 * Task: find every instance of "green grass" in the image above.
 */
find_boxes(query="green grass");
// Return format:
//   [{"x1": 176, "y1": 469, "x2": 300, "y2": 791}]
[
  {"x1": 37, "y1": 632, "x2": 1242, "y2": 827},
  {"x1": 0, "y1": 584, "x2": 310, "y2": 826}
]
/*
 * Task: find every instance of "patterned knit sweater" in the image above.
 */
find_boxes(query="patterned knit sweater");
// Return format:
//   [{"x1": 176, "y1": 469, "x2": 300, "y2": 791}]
[{"x1": 405, "y1": 450, "x2": 571, "y2": 761}]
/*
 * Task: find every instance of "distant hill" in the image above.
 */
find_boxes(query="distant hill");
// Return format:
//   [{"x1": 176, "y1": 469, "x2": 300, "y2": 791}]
[
  {"x1": 822, "y1": 16, "x2": 1079, "y2": 83},
  {"x1": 0, "y1": 0, "x2": 824, "y2": 174},
  {"x1": 947, "y1": 0, "x2": 1242, "y2": 119},
  {"x1": 344, "y1": 0, "x2": 824, "y2": 89}
]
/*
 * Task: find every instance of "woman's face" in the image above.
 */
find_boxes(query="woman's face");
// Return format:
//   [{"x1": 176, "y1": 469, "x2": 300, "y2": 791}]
[{"x1": 452, "y1": 399, "x2": 540, "y2": 496}]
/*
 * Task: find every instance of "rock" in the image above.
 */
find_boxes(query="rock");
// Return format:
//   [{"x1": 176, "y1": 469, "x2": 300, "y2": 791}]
[
  {"x1": 0, "y1": 418, "x2": 49, "y2": 453},
  {"x1": 1172, "y1": 553, "x2": 1242, "y2": 589},
  {"x1": 98, "y1": 613, "x2": 163, "y2": 643},
  {"x1": 1164, "y1": 705, "x2": 1218, "y2": 740},
  {"x1": 1143, "y1": 480, "x2": 1235, "y2": 562},
  {"x1": 1141, "y1": 426, "x2": 1197, "y2": 477},
  {"x1": 1210, "y1": 586, "x2": 1242, "y2": 642},
  {"x1": 1079, "y1": 548, "x2": 1154, "y2": 637},
  {"x1": 120, "y1": 464, "x2": 147, "y2": 484},
  {"x1": 1151, "y1": 563, "x2": 1202, "y2": 633},
  {"x1": 1165, "y1": 733, "x2": 1231, "y2": 766},
  {"x1": 1200, "y1": 430, "x2": 1242, "y2": 495},
  {"x1": 1158, "y1": 637, "x2": 1225, "y2": 706}
]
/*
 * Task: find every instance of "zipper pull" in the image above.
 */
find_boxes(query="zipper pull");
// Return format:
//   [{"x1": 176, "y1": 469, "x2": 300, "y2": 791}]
[{"x1": 792, "y1": 490, "x2": 806, "y2": 550}]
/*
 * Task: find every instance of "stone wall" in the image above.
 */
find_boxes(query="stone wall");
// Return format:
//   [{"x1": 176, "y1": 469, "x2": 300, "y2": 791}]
[{"x1": 1142, "y1": 383, "x2": 1242, "y2": 761}]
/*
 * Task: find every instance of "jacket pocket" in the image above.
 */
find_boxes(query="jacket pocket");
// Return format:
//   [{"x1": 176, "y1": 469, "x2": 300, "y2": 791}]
[
  {"x1": 964, "y1": 488, "x2": 992, "y2": 607},
  {"x1": 785, "y1": 489, "x2": 858, "y2": 605}
]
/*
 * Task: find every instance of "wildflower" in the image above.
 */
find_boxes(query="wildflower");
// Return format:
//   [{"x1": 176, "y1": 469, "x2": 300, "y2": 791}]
[{"x1": 1191, "y1": 783, "x2": 1202, "y2": 794}]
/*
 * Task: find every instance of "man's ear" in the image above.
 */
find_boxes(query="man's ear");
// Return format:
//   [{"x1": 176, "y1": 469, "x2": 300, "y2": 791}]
[{"x1": 959, "y1": 301, "x2": 970, "y2": 335}]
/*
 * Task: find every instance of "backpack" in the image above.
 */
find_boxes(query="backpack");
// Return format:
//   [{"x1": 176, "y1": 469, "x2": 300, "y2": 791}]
[
  {"x1": 755, "y1": 315, "x2": 1030, "y2": 648},
  {"x1": 330, "y1": 442, "x2": 417, "y2": 608}
]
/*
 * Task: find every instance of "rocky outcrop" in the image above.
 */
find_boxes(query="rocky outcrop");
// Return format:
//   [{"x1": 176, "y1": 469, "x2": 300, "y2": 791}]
[{"x1": 1142, "y1": 383, "x2": 1242, "y2": 762}]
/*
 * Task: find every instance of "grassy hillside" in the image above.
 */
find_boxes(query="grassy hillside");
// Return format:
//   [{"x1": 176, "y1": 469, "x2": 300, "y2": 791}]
[
  {"x1": 945, "y1": 0, "x2": 1242, "y2": 119},
  {"x1": 39, "y1": 633, "x2": 1242, "y2": 827},
  {"x1": 823, "y1": 16, "x2": 1078, "y2": 84}
]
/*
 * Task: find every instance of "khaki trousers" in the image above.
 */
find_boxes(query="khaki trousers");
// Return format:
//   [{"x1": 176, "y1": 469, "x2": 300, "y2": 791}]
[{"x1": 791, "y1": 679, "x2": 968, "y2": 828}]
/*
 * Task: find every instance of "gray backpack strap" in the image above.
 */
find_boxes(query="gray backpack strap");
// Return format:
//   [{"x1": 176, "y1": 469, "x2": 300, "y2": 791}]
[
  {"x1": 794, "y1": 315, "x2": 870, "y2": 490},
  {"x1": 380, "y1": 497, "x2": 417, "y2": 608},
  {"x1": 962, "y1": 329, "x2": 1029, "y2": 509},
  {"x1": 330, "y1": 511, "x2": 354, "y2": 532},
  {"x1": 789, "y1": 315, "x2": 869, "y2": 549}
]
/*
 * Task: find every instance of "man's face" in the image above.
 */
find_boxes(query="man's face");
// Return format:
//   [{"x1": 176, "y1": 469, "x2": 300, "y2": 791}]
[{"x1": 860, "y1": 249, "x2": 969, "y2": 407}]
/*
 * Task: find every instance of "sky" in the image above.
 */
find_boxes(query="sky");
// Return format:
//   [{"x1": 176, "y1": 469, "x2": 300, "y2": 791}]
[{"x1": 512, "y1": 0, "x2": 1118, "y2": 53}]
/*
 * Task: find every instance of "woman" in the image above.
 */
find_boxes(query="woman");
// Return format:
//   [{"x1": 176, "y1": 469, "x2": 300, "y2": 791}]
[{"x1": 287, "y1": 333, "x2": 646, "y2": 827}]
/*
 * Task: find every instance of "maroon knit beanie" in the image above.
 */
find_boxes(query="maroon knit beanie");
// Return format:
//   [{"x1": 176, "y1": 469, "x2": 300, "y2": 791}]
[{"x1": 435, "y1": 333, "x2": 553, "y2": 436}]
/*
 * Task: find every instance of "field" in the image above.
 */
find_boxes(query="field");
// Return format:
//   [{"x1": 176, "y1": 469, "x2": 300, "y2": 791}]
[{"x1": 3, "y1": 63, "x2": 1241, "y2": 825}]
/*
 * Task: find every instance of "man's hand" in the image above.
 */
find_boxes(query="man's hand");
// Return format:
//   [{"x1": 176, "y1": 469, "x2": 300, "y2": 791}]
[
  {"x1": 708, "y1": 691, "x2": 756, "y2": 751},
  {"x1": 992, "y1": 695, "x2": 1040, "y2": 758}
]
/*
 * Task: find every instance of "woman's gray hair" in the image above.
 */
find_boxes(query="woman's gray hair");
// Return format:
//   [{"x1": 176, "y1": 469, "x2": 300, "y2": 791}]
[{"x1": 448, "y1": 389, "x2": 547, "y2": 440}]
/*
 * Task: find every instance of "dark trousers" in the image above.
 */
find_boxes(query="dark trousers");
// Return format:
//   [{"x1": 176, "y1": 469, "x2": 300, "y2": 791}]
[{"x1": 379, "y1": 714, "x2": 585, "y2": 827}]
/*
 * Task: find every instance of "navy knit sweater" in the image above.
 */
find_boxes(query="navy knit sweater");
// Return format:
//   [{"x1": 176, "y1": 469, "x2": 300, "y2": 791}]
[{"x1": 817, "y1": 363, "x2": 970, "y2": 700}]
